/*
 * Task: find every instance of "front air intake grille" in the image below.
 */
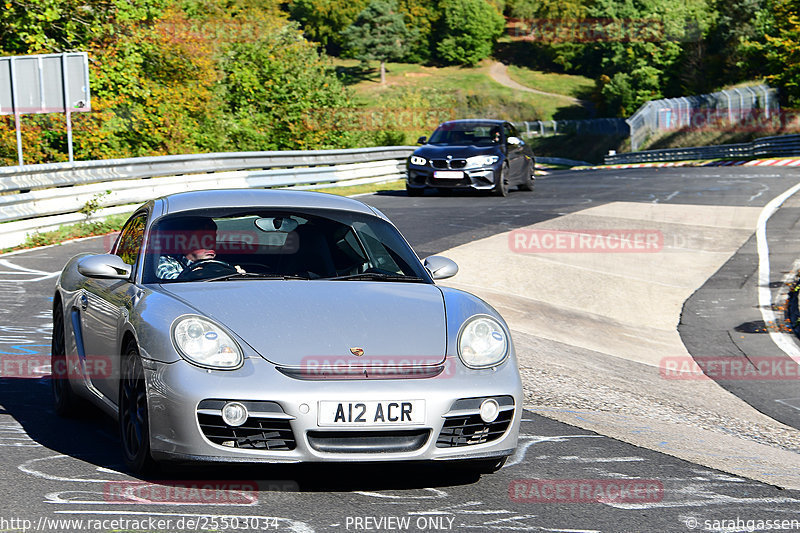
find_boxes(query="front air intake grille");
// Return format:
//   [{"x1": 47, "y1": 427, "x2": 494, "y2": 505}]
[
  {"x1": 436, "y1": 396, "x2": 514, "y2": 447},
  {"x1": 436, "y1": 411, "x2": 513, "y2": 447},
  {"x1": 307, "y1": 429, "x2": 431, "y2": 453},
  {"x1": 197, "y1": 400, "x2": 296, "y2": 451},
  {"x1": 431, "y1": 159, "x2": 467, "y2": 169}
]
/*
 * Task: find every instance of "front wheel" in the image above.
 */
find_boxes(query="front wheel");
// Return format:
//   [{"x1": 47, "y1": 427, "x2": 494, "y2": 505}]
[
  {"x1": 519, "y1": 159, "x2": 536, "y2": 191},
  {"x1": 52, "y1": 302, "x2": 82, "y2": 417},
  {"x1": 493, "y1": 164, "x2": 510, "y2": 197},
  {"x1": 119, "y1": 343, "x2": 157, "y2": 475}
]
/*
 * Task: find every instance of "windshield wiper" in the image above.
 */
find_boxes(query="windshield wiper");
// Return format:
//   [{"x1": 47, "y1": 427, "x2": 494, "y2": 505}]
[
  {"x1": 327, "y1": 273, "x2": 425, "y2": 283},
  {"x1": 204, "y1": 273, "x2": 310, "y2": 282}
]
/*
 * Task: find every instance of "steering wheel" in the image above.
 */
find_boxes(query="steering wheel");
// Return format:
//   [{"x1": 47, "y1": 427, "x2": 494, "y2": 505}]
[{"x1": 176, "y1": 259, "x2": 238, "y2": 281}]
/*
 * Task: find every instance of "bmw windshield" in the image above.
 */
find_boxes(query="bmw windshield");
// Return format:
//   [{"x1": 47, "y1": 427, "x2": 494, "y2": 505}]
[{"x1": 428, "y1": 123, "x2": 501, "y2": 146}]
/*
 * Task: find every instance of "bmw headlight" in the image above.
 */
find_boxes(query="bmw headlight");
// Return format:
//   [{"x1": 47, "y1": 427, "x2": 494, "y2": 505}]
[
  {"x1": 458, "y1": 315, "x2": 508, "y2": 368},
  {"x1": 464, "y1": 155, "x2": 499, "y2": 169},
  {"x1": 410, "y1": 155, "x2": 427, "y2": 166},
  {"x1": 172, "y1": 316, "x2": 242, "y2": 369}
]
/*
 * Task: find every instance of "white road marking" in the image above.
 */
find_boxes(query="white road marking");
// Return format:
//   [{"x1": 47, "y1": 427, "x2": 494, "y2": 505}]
[
  {"x1": 605, "y1": 494, "x2": 800, "y2": 510},
  {"x1": 0, "y1": 259, "x2": 59, "y2": 282},
  {"x1": 748, "y1": 182, "x2": 770, "y2": 202},
  {"x1": 756, "y1": 180, "x2": 800, "y2": 364},
  {"x1": 44, "y1": 490, "x2": 258, "y2": 506},
  {"x1": 776, "y1": 398, "x2": 800, "y2": 412},
  {"x1": 354, "y1": 488, "x2": 449, "y2": 500},
  {"x1": 506, "y1": 435, "x2": 605, "y2": 467},
  {"x1": 19, "y1": 455, "x2": 114, "y2": 483},
  {"x1": 0, "y1": 421, "x2": 41, "y2": 447}
]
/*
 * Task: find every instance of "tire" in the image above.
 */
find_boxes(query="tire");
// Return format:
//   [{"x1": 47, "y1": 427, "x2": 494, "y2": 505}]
[
  {"x1": 119, "y1": 343, "x2": 158, "y2": 475},
  {"x1": 406, "y1": 185, "x2": 424, "y2": 197},
  {"x1": 493, "y1": 164, "x2": 510, "y2": 197},
  {"x1": 519, "y1": 159, "x2": 536, "y2": 191},
  {"x1": 52, "y1": 301, "x2": 82, "y2": 417}
]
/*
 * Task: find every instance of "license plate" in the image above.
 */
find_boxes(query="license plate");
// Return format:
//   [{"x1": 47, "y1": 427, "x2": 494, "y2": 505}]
[
  {"x1": 434, "y1": 171, "x2": 464, "y2": 179},
  {"x1": 317, "y1": 400, "x2": 425, "y2": 427}
]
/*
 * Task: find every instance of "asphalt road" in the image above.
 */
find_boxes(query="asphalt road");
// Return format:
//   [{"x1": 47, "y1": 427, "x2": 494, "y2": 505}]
[{"x1": 2, "y1": 166, "x2": 800, "y2": 532}]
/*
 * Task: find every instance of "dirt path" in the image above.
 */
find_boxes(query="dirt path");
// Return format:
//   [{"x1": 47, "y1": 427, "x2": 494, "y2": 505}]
[{"x1": 488, "y1": 61, "x2": 588, "y2": 106}]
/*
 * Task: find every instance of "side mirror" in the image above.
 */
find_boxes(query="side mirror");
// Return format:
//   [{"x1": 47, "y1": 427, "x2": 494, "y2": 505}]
[
  {"x1": 78, "y1": 254, "x2": 132, "y2": 280},
  {"x1": 423, "y1": 255, "x2": 458, "y2": 280},
  {"x1": 417, "y1": 136, "x2": 427, "y2": 144},
  {"x1": 507, "y1": 136, "x2": 522, "y2": 146}
]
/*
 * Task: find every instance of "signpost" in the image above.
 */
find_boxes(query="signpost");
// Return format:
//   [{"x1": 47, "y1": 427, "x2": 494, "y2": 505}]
[{"x1": 0, "y1": 52, "x2": 91, "y2": 166}]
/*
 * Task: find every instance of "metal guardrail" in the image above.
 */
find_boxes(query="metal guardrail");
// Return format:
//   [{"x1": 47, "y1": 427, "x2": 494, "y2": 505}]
[
  {"x1": 604, "y1": 134, "x2": 800, "y2": 165},
  {"x1": 517, "y1": 118, "x2": 629, "y2": 137},
  {"x1": 0, "y1": 146, "x2": 416, "y2": 249}
]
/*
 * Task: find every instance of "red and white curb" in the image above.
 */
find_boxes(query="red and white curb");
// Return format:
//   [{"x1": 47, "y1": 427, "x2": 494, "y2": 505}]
[{"x1": 584, "y1": 158, "x2": 800, "y2": 170}]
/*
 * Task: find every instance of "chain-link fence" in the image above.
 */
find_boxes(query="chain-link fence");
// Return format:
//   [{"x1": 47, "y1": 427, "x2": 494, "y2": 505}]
[
  {"x1": 626, "y1": 85, "x2": 779, "y2": 151},
  {"x1": 516, "y1": 118, "x2": 630, "y2": 137}
]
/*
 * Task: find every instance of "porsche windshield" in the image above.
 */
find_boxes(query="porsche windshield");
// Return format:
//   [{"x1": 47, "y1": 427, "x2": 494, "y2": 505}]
[
  {"x1": 141, "y1": 208, "x2": 431, "y2": 283},
  {"x1": 428, "y1": 123, "x2": 500, "y2": 146}
]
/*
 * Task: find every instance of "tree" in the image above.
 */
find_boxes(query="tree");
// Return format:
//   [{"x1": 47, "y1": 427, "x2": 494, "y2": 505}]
[
  {"x1": 340, "y1": 0, "x2": 415, "y2": 84},
  {"x1": 759, "y1": 0, "x2": 800, "y2": 106},
  {"x1": 221, "y1": 21, "x2": 355, "y2": 149},
  {"x1": 289, "y1": 0, "x2": 369, "y2": 53},
  {"x1": 435, "y1": 0, "x2": 505, "y2": 66}
]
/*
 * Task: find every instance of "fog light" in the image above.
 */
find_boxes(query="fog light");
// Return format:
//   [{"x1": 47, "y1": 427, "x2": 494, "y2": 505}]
[
  {"x1": 479, "y1": 399, "x2": 500, "y2": 423},
  {"x1": 221, "y1": 402, "x2": 248, "y2": 427}
]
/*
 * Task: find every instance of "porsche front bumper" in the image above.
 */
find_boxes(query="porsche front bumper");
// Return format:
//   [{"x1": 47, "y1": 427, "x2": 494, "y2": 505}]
[{"x1": 144, "y1": 354, "x2": 522, "y2": 464}]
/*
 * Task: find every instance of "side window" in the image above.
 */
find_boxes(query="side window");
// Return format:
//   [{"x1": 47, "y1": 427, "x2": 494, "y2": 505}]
[
  {"x1": 503, "y1": 123, "x2": 515, "y2": 140},
  {"x1": 115, "y1": 215, "x2": 147, "y2": 267}
]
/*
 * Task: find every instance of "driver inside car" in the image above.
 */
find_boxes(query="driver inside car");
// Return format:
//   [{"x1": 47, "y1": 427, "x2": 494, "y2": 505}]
[{"x1": 155, "y1": 217, "x2": 242, "y2": 280}]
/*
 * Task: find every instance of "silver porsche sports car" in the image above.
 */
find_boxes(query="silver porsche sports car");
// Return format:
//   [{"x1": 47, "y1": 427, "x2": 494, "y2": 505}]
[{"x1": 52, "y1": 189, "x2": 522, "y2": 474}]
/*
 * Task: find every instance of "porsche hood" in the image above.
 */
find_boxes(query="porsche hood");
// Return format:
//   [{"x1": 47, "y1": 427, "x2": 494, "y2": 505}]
[{"x1": 160, "y1": 281, "x2": 448, "y2": 367}]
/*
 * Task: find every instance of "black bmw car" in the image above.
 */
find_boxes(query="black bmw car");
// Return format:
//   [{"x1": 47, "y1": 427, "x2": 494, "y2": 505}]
[{"x1": 406, "y1": 119, "x2": 536, "y2": 197}]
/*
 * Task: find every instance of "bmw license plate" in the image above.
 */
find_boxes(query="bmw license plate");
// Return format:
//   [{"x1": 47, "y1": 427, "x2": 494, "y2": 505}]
[
  {"x1": 317, "y1": 400, "x2": 425, "y2": 426},
  {"x1": 433, "y1": 171, "x2": 464, "y2": 179}
]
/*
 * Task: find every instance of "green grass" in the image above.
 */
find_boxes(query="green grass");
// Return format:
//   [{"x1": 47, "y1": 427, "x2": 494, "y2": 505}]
[
  {"x1": 334, "y1": 59, "x2": 591, "y2": 135},
  {"x1": 506, "y1": 66, "x2": 595, "y2": 100},
  {"x1": 303, "y1": 179, "x2": 406, "y2": 196}
]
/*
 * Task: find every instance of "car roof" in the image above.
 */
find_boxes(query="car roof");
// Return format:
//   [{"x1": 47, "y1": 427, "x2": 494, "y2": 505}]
[
  {"x1": 157, "y1": 189, "x2": 377, "y2": 217},
  {"x1": 437, "y1": 119, "x2": 507, "y2": 127}
]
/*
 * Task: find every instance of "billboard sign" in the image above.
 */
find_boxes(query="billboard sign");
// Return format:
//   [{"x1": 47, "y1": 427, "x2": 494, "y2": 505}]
[
  {"x1": 0, "y1": 52, "x2": 91, "y2": 165},
  {"x1": 0, "y1": 52, "x2": 90, "y2": 115}
]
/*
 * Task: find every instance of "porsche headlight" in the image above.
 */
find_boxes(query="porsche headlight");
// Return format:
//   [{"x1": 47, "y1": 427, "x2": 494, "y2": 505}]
[
  {"x1": 410, "y1": 155, "x2": 427, "y2": 166},
  {"x1": 464, "y1": 155, "x2": 499, "y2": 169},
  {"x1": 172, "y1": 316, "x2": 242, "y2": 369},
  {"x1": 458, "y1": 315, "x2": 508, "y2": 368}
]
